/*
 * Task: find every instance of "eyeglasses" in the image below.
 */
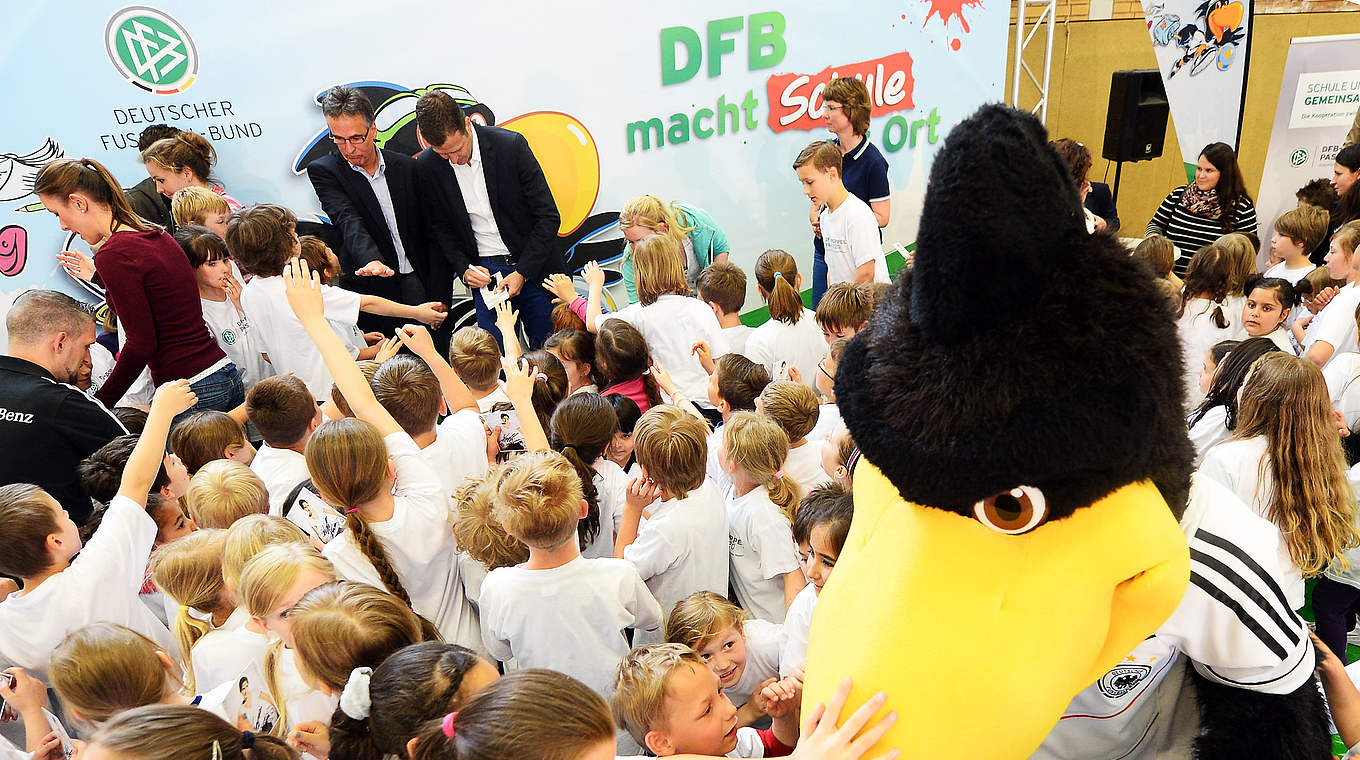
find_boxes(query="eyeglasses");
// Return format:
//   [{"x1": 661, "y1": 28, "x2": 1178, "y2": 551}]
[
  {"x1": 329, "y1": 126, "x2": 372, "y2": 146},
  {"x1": 824, "y1": 104, "x2": 844, "y2": 112},
  {"x1": 817, "y1": 360, "x2": 834, "y2": 381}
]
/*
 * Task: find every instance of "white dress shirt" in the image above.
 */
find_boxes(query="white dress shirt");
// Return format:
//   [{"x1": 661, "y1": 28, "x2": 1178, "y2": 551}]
[
  {"x1": 350, "y1": 150, "x2": 413, "y2": 274},
  {"x1": 450, "y1": 127, "x2": 512, "y2": 259}
]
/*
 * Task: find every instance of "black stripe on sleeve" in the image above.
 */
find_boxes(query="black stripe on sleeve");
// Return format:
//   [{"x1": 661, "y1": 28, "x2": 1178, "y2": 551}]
[
  {"x1": 1189, "y1": 547, "x2": 1301, "y2": 647},
  {"x1": 1188, "y1": 572, "x2": 1289, "y2": 659},
  {"x1": 1194, "y1": 529, "x2": 1299, "y2": 635}
]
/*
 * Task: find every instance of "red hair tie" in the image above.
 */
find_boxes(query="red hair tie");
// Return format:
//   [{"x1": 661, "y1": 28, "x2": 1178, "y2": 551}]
[
  {"x1": 442, "y1": 711, "x2": 458, "y2": 738},
  {"x1": 345, "y1": 507, "x2": 361, "y2": 514}
]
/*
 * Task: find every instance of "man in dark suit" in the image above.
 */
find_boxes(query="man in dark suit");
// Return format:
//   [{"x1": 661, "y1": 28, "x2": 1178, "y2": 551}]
[
  {"x1": 307, "y1": 86, "x2": 441, "y2": 337},
  {"x1": 413, "y1": 90, "x2": 562, "y2": 348}
]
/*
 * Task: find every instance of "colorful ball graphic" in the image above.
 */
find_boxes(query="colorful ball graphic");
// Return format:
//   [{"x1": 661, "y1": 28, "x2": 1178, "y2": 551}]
[{"x1": 501, "y1": 111, "x2": 600, "y2": 237}]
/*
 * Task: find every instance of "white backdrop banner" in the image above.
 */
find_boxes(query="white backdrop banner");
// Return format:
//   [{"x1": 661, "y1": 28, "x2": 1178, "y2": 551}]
[
  {"x1": 1255, "y1": 33, "x2": 1360, "y2": 246},
  {"x1": 1142, "y1": 0, "x2": 1254, "y2": 175},
  {"x1": 0, "y1": 0, "x2": 1007, "y2": 321}
]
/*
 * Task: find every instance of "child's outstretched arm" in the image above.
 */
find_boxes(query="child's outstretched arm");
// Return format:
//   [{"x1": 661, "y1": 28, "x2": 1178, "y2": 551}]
[
  {"x1": 494, "y1": 301, "x2": 522, "y2": 363},
  {"x1": 582, "y1": 261, "x2": 607, "y2": 333},
  {"x1": 118, "y1": 379, "x2": 197, "y2": 506},
  {"x1": 284, "y1": 259, "x2": 401, "y2": 438},
  {"x1": 502, "y1": 357, "x2": 548, "y2": 452},
  {"x1": 397, "y1": 324, "x2": 478, "y2": 413},
  {"x1": 614, "y1": 476, "x2": 662, "y2": 559},
  {"x1": 358, "y1": 293, "x2": 447, "y2": 328},
  {"x1": 1313, "y1": 632, "x2": 1360, "y2": 750}
]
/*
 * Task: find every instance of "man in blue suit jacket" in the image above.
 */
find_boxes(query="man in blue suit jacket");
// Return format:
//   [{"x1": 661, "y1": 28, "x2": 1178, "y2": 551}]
[
  {"x1": 413, "y1": 90, "x2": 563, "y2": 348},
  {"x1": 307, "y1": 86, "x2": 442, "y2": 337}
]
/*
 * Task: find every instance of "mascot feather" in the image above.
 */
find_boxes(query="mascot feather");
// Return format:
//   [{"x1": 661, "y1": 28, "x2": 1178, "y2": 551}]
[{"x1": 800, "y1": 104, "x2": 1329, "y2": 758}]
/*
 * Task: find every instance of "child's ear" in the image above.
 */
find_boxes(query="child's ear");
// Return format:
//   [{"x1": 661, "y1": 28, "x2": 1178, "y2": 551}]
[
  {"x1": 795, "y1": 273, "x2": 804, "y2": 291},
  {"x1": 644, "y1": 729, "x2": 676, "y2": 757},
  {"x1": 154, "y1": 650, "x2": 178, "y2": 674},
  {"x1": 405, "y1": 737, "x2": 420, "y2": 759},
  {"x1": 158, "y1": 484, "x2": 175, "y2": 500},
  {"x1": 439, "y1": 399, "x2": 449, "y2": 416},
  {"x1": 578, "y1": 498, "x2": 589, "y2": 520},
  {"x1": 706, "y1": 300, "x2": 722, "y2": 319},
  {"x1": 717, "y1": 398, "x2": 731, "y2": 415}
]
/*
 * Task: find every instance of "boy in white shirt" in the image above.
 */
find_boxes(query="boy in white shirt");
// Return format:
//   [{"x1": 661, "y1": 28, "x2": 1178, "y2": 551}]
[
  {"x1": 697, "y1": 262, "x2": 754, "y2": 356},
  {"x1": 1264, "y1": 205, "x2": 1328, "y2": 285},
  {"x1": 814, "y1": 282, "x2": 873, "y2": 345},
  {"x1": 479, "y1": 450, "x2": 662, "y2": 697},
  {"x1": 795, "y1": 141, "x2": 889, "y2": 287},
  {"x1": 448, "y1": 326, "x2": 512, "y2": 411},
  {"x1": 225, "y1": 203, "x2": 446, "y2": 400},
  {"x1": 615, "y1": 407, "x2": 729, "y2": 644},
  {"x1": 245, "y1": 375, "x2": 322, "y2": 515},
  {"x1": 702, "y1": 354, "x2": 771, "y2": 492}
]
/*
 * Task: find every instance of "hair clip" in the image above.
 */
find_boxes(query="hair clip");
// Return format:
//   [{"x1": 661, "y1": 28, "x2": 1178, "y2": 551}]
[
  {"x1": 240, "y1": 731, "x2": 255, "y2": 750},
  {"x1": 773, "y1": 271, "x2": 784, "y2": 279},
  {"x1": 345, "y1": 507, "x2": 361, "y2": 514},
  {"x1": 774, "y1": 469, "x2": 786, "y2": 479},
  {"x1": 536, "y1": 372, "x2": 548, "y2": 381},
  {"x1": 442, "y1": 711, "x2": 458, "y2": 738},
  {"x1": 338, "y1": 667, "x2": 373, "y2": 720},
  {"x1": 211, "y1": 740, "x2": 223, "y2": 760}
]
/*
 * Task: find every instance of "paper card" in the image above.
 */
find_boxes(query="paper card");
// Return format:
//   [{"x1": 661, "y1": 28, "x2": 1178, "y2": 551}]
[
  {"x1": 285, "y1": 487, "x2": 346, "y2": 544},
  {"x1": 41, "y1": 708, "x2": 74, "y2": 760},
  {"x1": 479, "y1": 272, "x2": 509, "y2": 311},
  {"x1": 227, "y1": 663, "x2": 283, "y2": 735},
  {"x1": 480, "y1": 406, "x2": 526, "y2": 453}
]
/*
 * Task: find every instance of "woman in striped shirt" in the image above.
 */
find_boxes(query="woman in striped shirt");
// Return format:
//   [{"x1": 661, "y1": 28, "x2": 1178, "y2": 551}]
[{"x1": 1146, "y1": 142, "x2": 1258, "y2": 277}]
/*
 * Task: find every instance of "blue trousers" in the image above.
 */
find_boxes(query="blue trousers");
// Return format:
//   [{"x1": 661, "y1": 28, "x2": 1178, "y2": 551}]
[{"x1": 473, "y1": 260, "x2": 554, "y2": 350}]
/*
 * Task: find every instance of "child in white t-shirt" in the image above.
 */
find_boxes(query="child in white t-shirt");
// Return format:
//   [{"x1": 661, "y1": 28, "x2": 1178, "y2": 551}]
[
  {"x1": 1178, "y1": 244, "x2": 1241, "y2": 409},
  {"x1": 0, "y1": 380, "x2": 195, "y2": 677},
  {"x1": 666, "y1": 591, "x2": 785, "y2": 726},
  {"x1": 246, "y1": 375, "x2": 324, "y2": 515},
  {"x1": 586, "y1": 248, "x2": 729, "y2": 407},
  {"x1": 795, "y1": 140, "x2": 888, "y2": 287},
  {"x1": 701, "y1": 354, "x2": 772, "y2": 494},
  {"x1": 717, "y1": 413, "x2": 805, "y2": 623},
  {"x1": 479, "y1": 450, "x2": 662, "y2": 697},
  {"x1": 697, "y1": 261, "x2": 754, "y2": 357},
  {"x1": 1240, "y1": 276, "x2": 1300, "y2": 353},
  {"x1": 1298, "y1": 228, "x2": 1360, "y2": 372},
  {"x1": 175, "y1": 226, "x2": 274, "y2": 390},
  {"x1": 282, "y1": 257, "x2": 542, "y2": 646},
  {"x1": 549, "y1": 393, "x2": 633, "y2": 559},
  {"x1": 449, "y1": 326, "x2": 513, "y2": 412},
  {"x1": 1264, "y1": 205, "x2": 1328, "y2": 285},
  {"x1": 225, "y1": 203, "x2": 445, "y2": 400},
  {"x1": 807, "y1": 338, "x2": 846, "y2": 443},
  {"x1": 746, "y1": 250, "x2": 828, "y2": 391},
  {"x1": 615, "y1": 407, "x2": 729, "y2": 644},
  {"x1": 782, "y1": 481, "x2": 854, "y2": 677},
  {"x1": 758, "y1": 381, "x2": 831, "y2": 497}
]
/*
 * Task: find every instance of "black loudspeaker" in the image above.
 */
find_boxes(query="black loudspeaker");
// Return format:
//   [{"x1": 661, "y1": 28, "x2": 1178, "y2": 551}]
[{"x1": 1102, "y1": 70, "x2": 1169, "y2": 163}]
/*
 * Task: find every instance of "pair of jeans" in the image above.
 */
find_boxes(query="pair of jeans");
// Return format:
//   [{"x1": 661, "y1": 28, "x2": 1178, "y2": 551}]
[
  {"x1": 473, "y1": 260, "x2": 554, "y2": 349},
  {"x1": 173, "y1": 362, "x2": 245, "y2": 426},
  {"x1": 811, "y1": 236, "x2": 828, "y2": 307}
]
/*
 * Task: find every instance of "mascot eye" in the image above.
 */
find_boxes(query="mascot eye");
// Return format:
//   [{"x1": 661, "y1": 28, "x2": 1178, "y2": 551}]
[{"x1": 972, "y1": 486, "x2": 1048, "y2": 535}]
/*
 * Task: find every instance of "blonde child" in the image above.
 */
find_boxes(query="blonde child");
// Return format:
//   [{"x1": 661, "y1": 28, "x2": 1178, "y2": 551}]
[
  {"x1": 452, "y1": 472, "x2": 530, "y2": 572},
  {"x1": 449, "y1": 326, "x2": 512, "y2": 412},
  {"x1": 410, "y1": 670, "x2": 616, "y2": 760},
  {"x1": 479, "y1": 450, "x2": 663, "y2": 697},
  {"x1": 0, "y1": 381, "x2": 194, "y2": 677},
  {"x1": 746, "y1": 250, "x2": 827, "y2": 390},
  {"x1": 1240, "y1": 275, "x2": 1300, "y2": 352},
  {"x1": 150, "y1": 529, "x2": 248, "y2": 694},
  {"x1": 1297, "y1": 224, "x2": 1360, "y2": 370},
  {"x1": 611, "y1": 644, "x2": 799, "y2": 757},
  {"x1": 170, "y1": 185, "x2": 231, "y2": 238},
  {"x1": 1178, "y1": 243, "x2": 1240, "y2": 408},
  {"x1": 819, "y1": 424, "x2": 857, "y2": 489},
  {"x1": 81, "y1": 705, "x2": 296, "y2": 760},
  {"x1": 550, "y1": 393, "x2": 627, "y2": 559},
  {"x1": 758, "y1": 382, "x2": 831, "y2": 496},
  {"x1": 1264, "y1": 205, "x2": 1328, "y2": 284},
  {"x1": 614, "y1": 406, "x2": 729, "y2": 644},
  {"x1": 703, "y1": 354, "x2": 771, "y2": 491},
  {"x1": 286, "y1": 258, "x2": 543, "y2": 649},
  {"x1": 783, "y1": 483, "x2": 854, "y2": 676},
  {"x1": 666, "y1": 592, "x2": 784, "y2": 725},
  {"x1": 237, "y1": 543, "x2": 339, "y2": 737},
  {"x1": 717, "y1": 413, "x2": 806, "y2": 622},
  {"x1": 227, "y1": 203, "x2": 445, "y2": 400},
  {"x1": 545, "y1": 328, "x2": 602, "y2": 395},
  {"x1": 183, "y1": 460, "x2": 269, "y2": 529},
  {"x1": 175, "y1": 226, "x2": 274, "y2": 390},
  {"x1": 585, "y1": 246, "x2": 729, "y2": 414},
  {"x1": 324, "y1": 641, "x2": 500, "y2": 760},
  {"x1": 696, "y1": 261, "x2": 753, "y2": 355},
  {"x1": 247, "y1": 375, "x2": 324, "y2": 514},
  {"x1": 814, "y1": 282, "x2": 873, "y2": 344},
  {"x1": 170, "y1": 410, "x2": 255, "y2": 474},
  {"x1": 1198, "y1": 353, "x2": 1359, "y2": 590},
  {"x1": 795, "y1": 140, "x2": 888, "y2": 287}
]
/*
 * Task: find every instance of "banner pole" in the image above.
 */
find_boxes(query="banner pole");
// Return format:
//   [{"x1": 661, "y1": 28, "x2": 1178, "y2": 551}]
[{"x1": 1234, "y1": 0, "x2": 1256, "y2": 151}]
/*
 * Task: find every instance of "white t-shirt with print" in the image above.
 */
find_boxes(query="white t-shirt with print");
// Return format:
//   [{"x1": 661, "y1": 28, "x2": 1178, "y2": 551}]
[
  {"x1": 241, "y1": 275, "x2": 362, "y2": 400},
  {"x1": 745, "y1": 309, "x2": 828, "y2": 392},
  {"x1": 250, "y1": 444, "x2": 311, "y2": 516},
  {"x1": 819, "y1": 194, "x2": 888, "y2": 286},
  {"x1": 726, "y1": 485, "x2": 802, "y2": 623},
  {"x1": 200, "y1": 296, "x2": 274, "y2": 389}
]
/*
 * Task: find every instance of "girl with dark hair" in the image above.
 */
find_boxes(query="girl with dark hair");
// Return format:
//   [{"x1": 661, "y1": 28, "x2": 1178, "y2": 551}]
[
  {"x1": 1146, "y1": 142, "x2": 1259, "y2": 277},
  {"x1": 1187, "y1": 337, "x2": 1282, "y2": 466}
]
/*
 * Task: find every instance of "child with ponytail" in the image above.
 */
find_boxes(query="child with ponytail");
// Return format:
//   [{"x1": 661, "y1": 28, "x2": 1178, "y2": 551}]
[
  {"x1": 550, "y1": 393, "x2": 626, "y2": 559},
  {"x1": 479, "y1": 450, "x2": 663, "y2": 697},
  {"x1": 0, "y1": 381, "x2": 195, "y2": 677},
  {"x1": 1198, "y1": 353, "x2": 1360, "y2": 591},
  {"x1": 1240, "y1": 275, "x2": 1300, "y2": 352},
  {"x1": 85, "y1": 704, "x2": 298, "y2": 760},
  {"x1": 746, "y1": 250, "x2": 828, "y2": 389},
  {"x1": 151, "y1": 529, "x2": 252, "y2": 694},
  {"x1": 324, "y1": 642, "x2": 500, "y2": 760},
  {"x1": 596, "y1": 319, "x2": 663, "y2": 414},
  {"x1": 718, "y1": 412, "x2": 807, "y2": 623},
  {"x1": 545, "y1": 328, "x2": 602, "y2": 395},
  {"x1": 283, "y1": 258, "x2": 545, "y2": 646},
  {"x1": 237, "y1": 543, "x2": 339, "y2": 736},
  {"x1": 1177, "y1": 242, "x2": 1239, "y2": 408}
]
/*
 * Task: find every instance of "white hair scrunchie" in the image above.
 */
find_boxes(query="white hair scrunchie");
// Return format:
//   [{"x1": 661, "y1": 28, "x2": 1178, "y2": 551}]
[{"x1": 338, "y1": 666, "x2": 373, "y2": 720}]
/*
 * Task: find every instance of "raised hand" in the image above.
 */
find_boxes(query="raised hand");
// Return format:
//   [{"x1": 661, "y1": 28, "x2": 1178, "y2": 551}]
[
  {"x1": 495, "y1": 299, "x2": 519, "y2": 336},
  {"x1": 543, "y1": 272, "x2": 578, "y2": 305},
  {"x1": 374, "y1": 335, "x2": 402, "y2": 363},
  {"x1": 56, "y1": 249, "x2": 95, "y2": 281},
  {"x1": 793, "y1": 679, "x2": 898, "y2": 760},
  {"x1": 283, "y1": 258, "x2": 325, "y2": 324},
  {"x1": 503, "y1": 356, "x2": 537, "y2": 406},
  {"x1": 150, "y1": 378, "x2": 198, "y2": 417},
  {"x1": 625, "y1": 476, "x2": 662, "y2": 514},
  {"x1": 396, "y1": 324, "x2": 438, "y2": 359},
  {"x1": 583, "y1": 260, "x2": 605, "y2": 290},
  {"x1": 690, "y1": 340, "x2": 714, "y2": 374}
]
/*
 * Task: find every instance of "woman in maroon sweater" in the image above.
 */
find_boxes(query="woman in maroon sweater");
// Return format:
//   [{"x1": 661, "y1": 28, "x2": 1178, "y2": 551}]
[{"x1": 35, "y1": 158, "x2": 243, "y2": 413}]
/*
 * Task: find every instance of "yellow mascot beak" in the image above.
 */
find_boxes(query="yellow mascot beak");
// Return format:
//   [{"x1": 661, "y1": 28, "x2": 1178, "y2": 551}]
[{"x1": 801, "y1": 460, "x2": 1190, "y2": 758}]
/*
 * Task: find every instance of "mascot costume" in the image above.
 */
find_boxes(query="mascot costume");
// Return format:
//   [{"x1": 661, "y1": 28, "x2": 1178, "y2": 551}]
[{"x1": 801, "y1": 104, "x2": 1330, "y2": 758}]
